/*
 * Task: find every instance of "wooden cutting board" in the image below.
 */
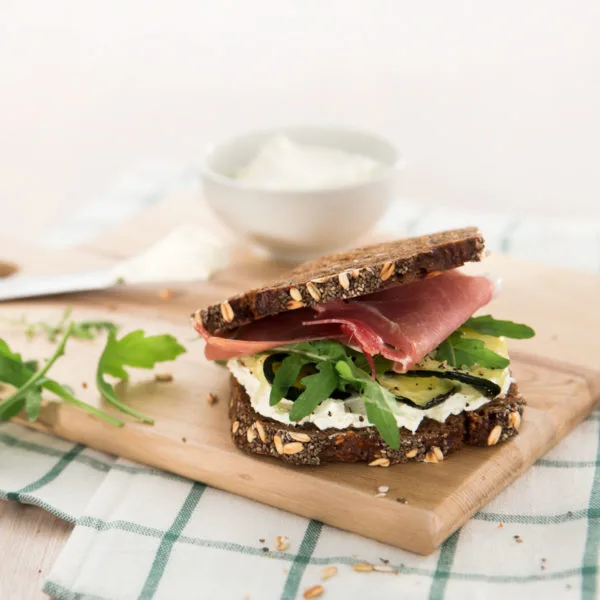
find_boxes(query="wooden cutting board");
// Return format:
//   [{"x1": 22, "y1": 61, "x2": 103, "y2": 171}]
[{"x1": 2, "y1": 196, "x2": 600, "y2": 555}]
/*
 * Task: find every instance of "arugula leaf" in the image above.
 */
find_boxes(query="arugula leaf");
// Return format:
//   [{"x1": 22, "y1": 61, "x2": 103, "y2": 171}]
[
  {"x1": 25, "y1": 388, "x2": 43, "y2": 421},
  {"x1": 437, "y1": 334, "x2": 509, "y2": 369},
  {"x1": 0, "y1": 325, "x2": 73, "y2": 419},
  {"x1": 336, "y1": 361, "x2": 400, "y2": 449},
  {"x1": 289, "y1": 362, "x2": 339, "y2": 421},
  {"x1": 0, "y1": 398, "x2": 25, "y2": 420},
  {"x1": 269, "y1": 354, "x2": 307, "y2": 406},
  {"x1": 464, "y1": 315, "x2": 535, "y2": 339},
  {"x1": 96, "y1": 328, "x2": 186, "y2": 423},
  {"x1": 275, "y1": 340, "x2": 350, "y2": 363}
]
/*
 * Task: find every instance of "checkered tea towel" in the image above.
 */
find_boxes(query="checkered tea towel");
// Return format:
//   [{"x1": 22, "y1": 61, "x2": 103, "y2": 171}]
[
  {"x1": 2, "y1": 407, "x2": 600, "y2": 600},
  {"x1": 2, "y1": 198, "x2": 600, "y2": 600}
]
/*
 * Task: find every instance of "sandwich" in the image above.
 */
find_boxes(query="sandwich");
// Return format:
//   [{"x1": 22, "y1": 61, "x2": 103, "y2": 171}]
[{"x1": 193, "y1": 227, "x2": 535, "y2": 466}]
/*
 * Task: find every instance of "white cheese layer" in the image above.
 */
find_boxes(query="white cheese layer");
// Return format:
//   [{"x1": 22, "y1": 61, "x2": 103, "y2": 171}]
[{"x1": 227, "y1": 345, "x2": 512, "y2": 434}]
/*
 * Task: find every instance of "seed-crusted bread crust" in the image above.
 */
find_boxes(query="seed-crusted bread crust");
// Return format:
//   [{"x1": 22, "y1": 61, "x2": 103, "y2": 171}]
[
  {"x1": 200, "y1": 227, "x2": 485, "y2": 334},
  {"x1": 228, "y1": 376, "x2": 525, "y2": 466}
]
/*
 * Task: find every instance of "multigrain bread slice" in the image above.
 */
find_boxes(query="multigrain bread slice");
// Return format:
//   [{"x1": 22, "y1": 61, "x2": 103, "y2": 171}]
[
  {"x1": 229, "y1": 376, "x2": 525, "y2": 466},
  {"x1": 201, "y1": 227, "x2": 485, "y2": 334}
]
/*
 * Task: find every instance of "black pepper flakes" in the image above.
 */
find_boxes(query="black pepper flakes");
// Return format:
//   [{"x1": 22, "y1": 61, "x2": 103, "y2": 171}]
[{"x1": 262, "y1": 547, "x2": 269, "y2": 553}]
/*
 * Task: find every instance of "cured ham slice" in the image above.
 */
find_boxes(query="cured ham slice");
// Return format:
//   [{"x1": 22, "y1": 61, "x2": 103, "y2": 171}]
[{"x1": 196, "y1": 271, "x2": 494, "y2": 371}]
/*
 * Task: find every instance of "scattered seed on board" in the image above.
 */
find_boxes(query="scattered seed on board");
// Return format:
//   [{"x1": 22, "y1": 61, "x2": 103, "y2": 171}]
[
  {"x1": 303, "y1": 585, "x2": 324, "y2": 599},
  {"x1": 321, "y1": 566, "x2": 338, "y2": 580},
  {"x1": 158, "y1": 288, "x2": 173, "y2": 301},
  {"x1": 487, "y1": 425, "x2": 503, "y2": 446},
  {"x1": 154, "y1": 373, "x2": 173, "y2": 383},
  {"x1": 352, "y1": 562, "x2": 374, "y2": 572},
  {"x1": 220, "y1": 301, "x2": 234, "y2": 323},
  {"x1": 375, "y1": 485, "x2": 389, "y2": 498},
  {"x1": 368, "y1": 457, "x2": 390, "y2": 468},
  {"x1": 275, "y1": 535, "x2": 289, "y2": 551},
  {"x1": 206, "y1": 393, "x2": 218, "y2": 406},
  {"x1": 283, "y1": 442, "x2": 304, "y2": 455},
  {"x1": 374, "y1": 565, "x2": 395, "y2": 573}
]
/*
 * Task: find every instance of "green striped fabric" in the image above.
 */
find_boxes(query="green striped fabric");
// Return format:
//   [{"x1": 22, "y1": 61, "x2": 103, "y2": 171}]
[{"x1": 1, "y1": 409, "x2": 599, "y2": 599}]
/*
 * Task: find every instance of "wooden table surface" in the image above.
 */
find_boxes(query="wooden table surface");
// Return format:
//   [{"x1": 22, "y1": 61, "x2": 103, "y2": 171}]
[{"x1": 0, "y1": 502, "x2": 72, "y2": 599}]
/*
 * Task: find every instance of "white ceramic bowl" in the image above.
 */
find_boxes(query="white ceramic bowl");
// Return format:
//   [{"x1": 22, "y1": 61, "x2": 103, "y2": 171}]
[{"x1": 201, "y1": 126, "x2": 402, "y2": 262}]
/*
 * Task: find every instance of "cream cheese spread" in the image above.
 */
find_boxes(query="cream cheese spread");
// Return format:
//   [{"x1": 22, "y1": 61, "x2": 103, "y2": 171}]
[
  {"x1": 235, "y1": 135, "x2": 383, "y2": 190},
  {"x1": 227, "y1": 354, "x2": 511, "y2": 434}
]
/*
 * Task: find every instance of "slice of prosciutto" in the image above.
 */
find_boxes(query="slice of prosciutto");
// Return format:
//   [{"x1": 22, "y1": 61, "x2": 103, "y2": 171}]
[{"x1": 195, "y1": 270, "x2": 494, "y2": 372}]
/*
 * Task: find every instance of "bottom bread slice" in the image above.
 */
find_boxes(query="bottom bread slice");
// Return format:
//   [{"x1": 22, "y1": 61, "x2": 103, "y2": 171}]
[{"x1": 228, "y1": 376, "x2": 525, "y2": 466}]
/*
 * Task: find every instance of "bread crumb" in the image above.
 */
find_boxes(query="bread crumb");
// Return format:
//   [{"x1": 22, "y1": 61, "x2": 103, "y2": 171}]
[
  {"x1": 514, "y1": 535, "x2": 523, "y2": 543},
  {"x1": 396, "y1": 497, "x2": 408, "y2": 504},
  {"x1": 498, "y1": 523, "x2": 504, "y2": 528},
  {"x1": 275, "y1": 535, "x2": 289, "y2": 551},
  {"x1": 159, "y1": 288, "x2": 173, "y2": 301},
  {"x1": 154, "y1": 373, "x2": 173, "y2": 383},
  {"x1": 81, "y1": 382, "x2": 88, "y2": 389},
  {"x1": 181, "y1": 437, "x2": 187, "y2": 443},
  {"x1": 206, "y1": 393, "x2": 218, "y2": 406}
]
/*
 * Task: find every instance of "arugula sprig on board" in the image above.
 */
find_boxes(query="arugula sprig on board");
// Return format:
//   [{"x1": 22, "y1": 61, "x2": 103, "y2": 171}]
[
  {"x1": 269, "y1": 340, "x2": 400, "y2": 449},
  {"x1": 96, "y1": 329, "x2": 186, "y2": 424},
  {"x1": 3, "y1": 306, "x2": 117, "y2": 343},
  {"x1": 0, "y1": 312, "x2": 186, "y2": 426}
]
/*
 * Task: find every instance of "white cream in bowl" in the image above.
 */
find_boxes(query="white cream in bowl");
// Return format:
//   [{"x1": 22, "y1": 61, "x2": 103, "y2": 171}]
[
  {"x1": 235, "y1": 135, "x2": 384, "y2": 190},
  {"x1": 201, "y1": 126, "x2": 403, "y2": 262}
]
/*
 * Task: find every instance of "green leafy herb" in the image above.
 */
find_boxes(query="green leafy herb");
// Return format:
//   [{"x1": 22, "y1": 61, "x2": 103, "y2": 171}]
[
  {"x1": 0, "y1": 328, "x2": 124, "y2": 426},
  {"x1": 269, "y1": 354, "x2": 307, "y2": 406},
  {"x1": 289, "y1": 362, "x2": 339, "y2": 421},
  {"x1": 267, "y1": 340, "x2": 400, "y2": 448},
  {"x1": 335, "y1": 361, "x2": 400, "y2": 449},
  {"x1": 1, "y1": 310, "x2": 186, "y2": 427},
  {"x1": 464, "y1": 315, "x2": 535, "y2": 339},
  {"x1": 96, "y1": 329, "x2": 186, "y2": 424},
  {"x1": 436, "y1": 332, "x2": 509, "y2": 369},
  {"x1": 3, "y1": 307, "x2": 118, "y2": 342}
]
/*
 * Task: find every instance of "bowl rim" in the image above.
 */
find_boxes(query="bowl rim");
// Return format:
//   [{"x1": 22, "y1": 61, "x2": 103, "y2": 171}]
[{"x1": 201, "y1": 125, "x2": 404, "y2": 194}]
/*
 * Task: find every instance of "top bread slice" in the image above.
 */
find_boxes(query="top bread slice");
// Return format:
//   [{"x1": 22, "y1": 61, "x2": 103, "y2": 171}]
[{"x1": 200, "y1": 227, "x2": 485, "y2": 335}]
